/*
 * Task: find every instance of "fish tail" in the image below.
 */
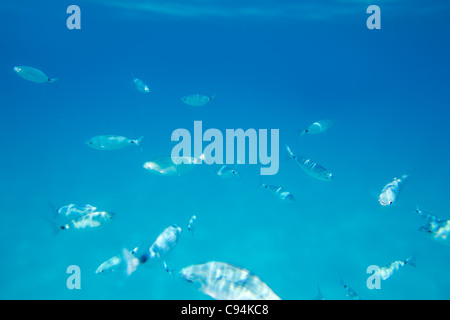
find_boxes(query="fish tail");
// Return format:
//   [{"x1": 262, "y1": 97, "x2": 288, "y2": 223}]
[
  {"x1": 406, "y1": 256, "x2": 417, "y2": 268},
  {"x1": 299, "y1": 129, "x2": 306, "y2": 138},
  {"x1": 46, "y1": 217, "x2": 62, "y2": 236},
  {"x1": 210, "y1": 94, "x2": 216, "y2": 101},
  {"x1": 133, "y1": 136, "x2": 144, "y2": 151},
  {"x1": 48, "y1": 78, "x2": 58, "y2": 83}
]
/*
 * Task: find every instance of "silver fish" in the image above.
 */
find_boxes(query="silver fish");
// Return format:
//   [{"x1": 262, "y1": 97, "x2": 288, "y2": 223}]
[
  {"x1": 299, "y1": 119, "x2": 335, "y2": 137},
  {"x1": 95, "y1": 247, "x2": 139, "y2": 274},
  {"x1": 59, "y1": 211, "x2": 115, "y2": 231},
  {"x1": 261, "y1": 182, "x2": 295, "y2": 202},
  {"x1": 180, "y1": 261, "x2": 281, "y2": 300},
  {"x1": 286, "y1": 145, "x2": 334, "y2": 182},
  {"x1": 375, "y1": 257, "x2": 416, "y2": 281},
  {"x1": 181, "y1": 94, "x2": 214, "y2": 106},
  {"x1": 13, "y1": 66, "x2": 57, "y2": 83},
  {"x1": 417, "y1": 207, "x2": 450, "y2": 246},
  {"x1": 143, "y1": 155, "x2": 203, "y2": 176},
  {"x1": 378, "y1": 175, "x2": 408, "y2": 206},
  {"x1": 217, "y1": 165, "x2": 239, "y2": 179},
  {"x1": 132, "y1": 75, "x2": 150, "y2": 93},
  {"x1": 131, "y1": 225, "x2": 182, "y2": 275},
  {"x1": 57, "y1": 204, "x2": 97, "y2": 218},
  {"x1": 86, "y1": 135, "x2": 143, "y2": 151}
]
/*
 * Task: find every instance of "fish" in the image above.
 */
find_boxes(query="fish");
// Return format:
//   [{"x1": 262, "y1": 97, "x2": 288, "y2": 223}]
[
  {"x1": 130, "y1": 225, "x2": 182, "y2": 275},
  {"x1": 180, "y1": 261, "x2": 281, "y2": 300},
  {"x1": 261, "y1": 182, "x2": 296, "y2": 202},
  {"x1": 378, "y1": 175, "x2": 409, "y2": 206},
  {"x1": 56, "y1": 204, "x2": 97, "y2": 218},
  {"x1": 286, "y1": 145, "x2": 334, "y2": 182},
  {"x1": 181, "y1": 94, "x2": 214, "y2": 106},
  {"x1": 187, "y1": 215, "x2": 197, "y2": 233},
  {"x1": 375, "y1": 257, "x2": 416, "y2": 281},
  {"x1": 340, "y1": 280, "x2": 361, "y2": 300},
  {"x1": 86, "y1": 135, "x2": 143, "y2": 151},
  {"x1": 416, "y1": 207, "x2": 450, "y2": 246},
  {"x1": 13, "y1": 66, "x2": 57, "y2": 83},
  {"x1": 132, "y1": 75, "x2": 150, "y2": 93},
  {"x1": 95, "y1": 247, "x2": 139, "y2": 274},
  {"x1": 299, "y1": 119, "x2": 335, "y2": 137},
  {"x1": 143, "y1": 155, "x2": 204, "y2": 176},
  {"x1": 59, "y1": 211, "x2": 115, "y2": 231},
  {"x1": 217, "y1": 165, "x2": 239, "y2": 179},
  {"x1": 95, "y1": 255, "x2": 122, "y2": 274}
]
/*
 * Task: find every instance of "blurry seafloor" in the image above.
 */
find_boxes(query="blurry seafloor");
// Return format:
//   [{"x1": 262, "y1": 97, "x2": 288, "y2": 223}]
[{"x1": 0, "y1": 0, "x2": 450, "y2": 299}]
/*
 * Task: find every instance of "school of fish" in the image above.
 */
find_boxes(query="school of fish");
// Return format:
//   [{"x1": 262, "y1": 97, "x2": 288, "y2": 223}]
[{"x1": 14, "y1": 65, "x2": 448, "y2": 300}]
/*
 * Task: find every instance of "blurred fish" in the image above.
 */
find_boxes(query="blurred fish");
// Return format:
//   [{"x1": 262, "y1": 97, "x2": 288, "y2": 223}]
[
  {"x1": 132, "y1": 74, "x2": 150, "y2": 93},
  {"x1": 217, "y1": 165, "x2": 239, "y2": 179},
  {"x1": 56, "y1": 204, "x2": 97, "y2": 218},
  {"x1": 58, "y1": 211, "x2": 115, "y2": 231},
  {"x1": 286, "y1": 145, "x2": 334, "y2": 182},
  {"x1": 299, "y1": 119, "x2": 335, "y2": 137},
  {"x1": 129, "y1": 225, "x2": 182, "y2": 275},
  {"x1": 187, "y1": 215, "x2": 197, "y2": 233},
  {"x1": 260, "y1": 182, "x2": 296, "y2": 202},
  {"x1": 13, "y1": 66, "x2": 57, "y2": 83},
  {"x1": 86, "y1": 135, "x2": 143, "y2": 151},
  {"x1": 181, "y1": 94, "x2": 215, "y2": 106},
  {"x1": 375, "y1": 257, "x2": 416, "y2": 281},
  {"x1": 416, "y1": 207, "x2": 450, "y2": 246},
  {"x1": 340, "y1": 280, "x2": 361, "y2": 300},
  {"x1": 180, "y1": 261, "x2": 281, "y2": 300},
  {"x1": 95, "y1": 247, "x2": 139, "y2": 274},
  {"x1": 143, "y1": 155, "x2": 204, "y2": 176},
  {"x1": 378, "y1": 175, "x2": 409, "y2": 206}
]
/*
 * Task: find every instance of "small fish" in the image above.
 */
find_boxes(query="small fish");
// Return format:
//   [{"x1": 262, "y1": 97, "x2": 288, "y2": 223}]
[
  {"x1": 95, "y1": 247, "x2": 139, "y2": 274},
  {"x1": 416, "y1": 207, "x2": 450, "y2": 246},
  {"x1": 217, "y1": 165, "x2": 240, "y2": 179},
  {"x1": 56, "y1": 204, "x2": 97, "y2": 218},
  {"x1": 59, "y1": 211, "x2": 115, "y2": 231},
  {"x1": 261, "y1": 182, "x2": 296, "y2": 202},
  {"x1": 299, "y1": 119, "x2": 334, "y2": 137},
  {"x1": 286, "y1": 145, "x2": 334, "y2": 182},
  {"x1": 180, "y1": 261, "x2": 281, "y2": 300},
  {"x1": 86, "y1": 135, "x2": 143, "y2": 151},
  {"x1": 132, "y1": 75, "x2": 150, "y2": 93},
  {"x1": 143, "y1": 155, "x2": 204, "y2": 176},
  {"x1": 187, "y1": 215, "x2": 197, "y2": 233},
  {"x1": 341, "y1": 280, "x2": 361, "y2": 300},
  {"x1": 13, "y1": 66, "x2": 57, "y2": 83},
  {"x1": 181, "y1": 94, "x2": 214, "y2": 106},
  {"x1": 378, "y1": 175, "x2": 409, "y2": 206},
  {"x1": 375, "y1": 257, "x2": 416, "y2": 281},
  {"x1": 132, "y1": 225, "x2": 182, "y2": 275}
]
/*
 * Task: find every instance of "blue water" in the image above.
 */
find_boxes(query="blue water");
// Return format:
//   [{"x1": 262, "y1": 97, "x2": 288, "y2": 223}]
[{"x1": 1, "y1": 0, "x2": 450, "y2": 300}]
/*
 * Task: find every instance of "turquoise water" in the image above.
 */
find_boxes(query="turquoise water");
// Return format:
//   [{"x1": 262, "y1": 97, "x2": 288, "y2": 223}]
[{"x1": 1, "y1": 0, "x2": 450, "y2": 300}]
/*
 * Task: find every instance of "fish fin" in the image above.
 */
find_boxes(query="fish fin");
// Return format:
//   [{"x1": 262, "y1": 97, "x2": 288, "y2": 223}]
[
  {"x1": 407, "y1": 256, "x2": 417, "y2": 268},
  {"x1": 48, "y1": 202, "x2": 58, "y2": 220},
  {"x1": 132, "y1": 136, "x2": 144, "y2": 151}
]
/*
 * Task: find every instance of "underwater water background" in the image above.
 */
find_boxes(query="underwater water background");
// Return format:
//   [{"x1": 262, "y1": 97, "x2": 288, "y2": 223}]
[{"x1": 1, "y1": 0, "x2": 450, "y2": 300}]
